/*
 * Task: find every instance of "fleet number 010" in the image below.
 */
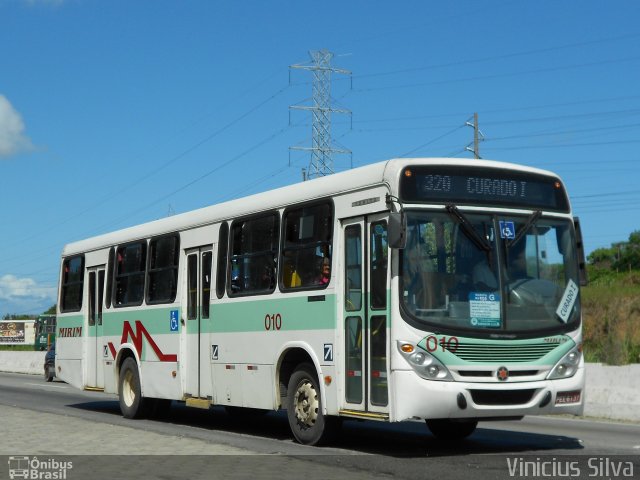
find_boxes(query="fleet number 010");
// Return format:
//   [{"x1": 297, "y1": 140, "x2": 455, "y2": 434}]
[
  {"x1": 264, "y1": 313, "x2": 282, "y2": 331},
  {"x1": 425, "y1": 335, "x2": 459, "y2": 353}
]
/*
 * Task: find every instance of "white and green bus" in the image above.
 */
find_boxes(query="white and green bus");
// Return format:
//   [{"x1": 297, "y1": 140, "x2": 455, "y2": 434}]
[{"x1": 56, "y1": 158, "x2": 587, "y2": 445}]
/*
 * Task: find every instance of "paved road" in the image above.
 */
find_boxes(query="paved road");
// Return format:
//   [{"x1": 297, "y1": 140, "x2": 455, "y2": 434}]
[{"x1": 0, "y1": 372, "x2": 638, "y2": 480}]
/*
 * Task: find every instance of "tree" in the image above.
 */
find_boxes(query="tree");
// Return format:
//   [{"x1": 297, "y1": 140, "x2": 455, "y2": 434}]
[
  {"x1": 612, "y1": 231, "x2": 640, "y2": 272},
  {"x1": 2, "y1": 314, "x2": 33, "y2": 320},
  {"x1": 588, "y1": 247, "x2": 616, "y2": 269}
]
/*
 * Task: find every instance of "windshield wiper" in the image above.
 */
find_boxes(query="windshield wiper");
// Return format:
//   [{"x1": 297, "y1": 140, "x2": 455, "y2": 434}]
[
  {"x1": 445, "y1": 204, "x2": 491, "y2": 252},
  {"x1": 506, "y1": 210, "x2": 542, "y2": 248}
]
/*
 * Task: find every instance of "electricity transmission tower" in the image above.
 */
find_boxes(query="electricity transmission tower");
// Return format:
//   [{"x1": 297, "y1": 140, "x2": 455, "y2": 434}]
[
  {"x1": 465, "y1": 112, "x2": 484, "y2": 159},
  {"x1": 289, "y1": 50, "x2": 351, "y2": 179}
]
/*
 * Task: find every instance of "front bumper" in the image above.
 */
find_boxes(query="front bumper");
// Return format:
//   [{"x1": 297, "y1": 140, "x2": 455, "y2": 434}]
[{"x1": 391, "y1": 366, "x2": 585, "y2": 422}]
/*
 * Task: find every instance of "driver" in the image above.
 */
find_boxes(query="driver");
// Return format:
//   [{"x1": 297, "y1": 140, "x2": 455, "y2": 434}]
[
  {"x1": 472, "y1": 256, "x2": 498, "y2": 291},
  {"x1": 507, "y1": 243, "x2": 529, "y2": 282},
  {"x1": 472, "y1": 244, "x2": 528, "y2": 291}
]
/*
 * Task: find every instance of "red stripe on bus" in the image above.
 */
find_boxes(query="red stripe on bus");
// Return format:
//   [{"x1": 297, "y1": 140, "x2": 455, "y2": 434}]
[{"x1": 120, "y1": 320, "x2": 177, "y2": 362}]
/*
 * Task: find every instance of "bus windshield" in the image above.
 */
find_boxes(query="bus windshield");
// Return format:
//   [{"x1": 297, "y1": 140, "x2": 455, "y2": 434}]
[{"x1": 400, "y1": 210, "x2": 580, "y2": 336}]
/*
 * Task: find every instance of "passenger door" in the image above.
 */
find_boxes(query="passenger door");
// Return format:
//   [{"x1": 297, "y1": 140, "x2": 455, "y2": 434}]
[
  {"x1": 342, "y1": 215, "x2": 390, "y2": 415},
  {"x1": 184, "y1": 246, "x2": 213, "y2": 399},
  {"x1": 85, "y1": 266, "x2": 105, "y2": 389}
]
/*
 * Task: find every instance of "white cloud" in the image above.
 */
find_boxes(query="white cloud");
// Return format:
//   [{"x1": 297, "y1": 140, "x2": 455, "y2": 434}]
[
  {"x1": 0, "y1": 274, "x2": 55, "y2": 301},
  {"x1": 0, "y1": 95, "x2": 34, "y2": 158}
]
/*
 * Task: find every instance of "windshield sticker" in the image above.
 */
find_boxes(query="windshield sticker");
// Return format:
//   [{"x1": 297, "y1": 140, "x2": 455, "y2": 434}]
[
  {"x1": 499, "y1": 220, "x2": 516, "y2": 239},
  {"x1": 469, "y1": 292, "x2": 501, "y2": 328},
  {"x1": 556, "y1": 279, "x2": 579, "y2": 323}
]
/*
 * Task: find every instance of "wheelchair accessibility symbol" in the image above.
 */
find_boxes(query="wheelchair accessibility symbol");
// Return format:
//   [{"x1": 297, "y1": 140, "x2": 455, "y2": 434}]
[
  {"x1": 499, "y1": 221, "x2": 516, "y2": 240},
  {"x1": 170, "y1": 310, "x2": 179, "y2": 332}
]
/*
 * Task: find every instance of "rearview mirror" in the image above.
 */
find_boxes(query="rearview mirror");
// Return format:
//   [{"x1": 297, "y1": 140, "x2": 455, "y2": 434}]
[
  {"x1": 388, "y1": 212, "x2": 407, "y2": 249},
  {"x1": 574, "y1": 217, "x2": 588, "y2": 286}
]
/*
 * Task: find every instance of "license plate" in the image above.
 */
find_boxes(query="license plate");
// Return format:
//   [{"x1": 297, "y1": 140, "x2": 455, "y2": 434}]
[{"x1": 555, "y1": 390, "x2": 581, "y2": 404}]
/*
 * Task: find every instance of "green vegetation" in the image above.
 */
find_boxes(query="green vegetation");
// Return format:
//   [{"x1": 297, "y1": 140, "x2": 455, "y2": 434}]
[
  {"x1": 583, "y1": 231, "x2": 640, "y2": 365},
  {"x1": 1, "y1": 314, "x2": 34, "y2": 320},
  {"x1": 0, "y1": 345, "x2": 35, "y2": 351},
  {"x1": 2, "y1": 305, "x2": 56, "y2": 321}
]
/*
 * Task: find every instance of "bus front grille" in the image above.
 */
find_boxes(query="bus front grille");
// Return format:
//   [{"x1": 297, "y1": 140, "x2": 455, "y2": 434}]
[{"x1": 445, "y1": 342, "x2": 558, "y2": 363}]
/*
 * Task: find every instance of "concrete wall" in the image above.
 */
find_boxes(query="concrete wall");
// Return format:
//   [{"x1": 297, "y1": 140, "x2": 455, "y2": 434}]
[
  {"x1": 583, "y1": 363, "x2": 640, "y2": 422},
  {"x1": 0, "y1": 351, "x2": 46, "y2": 376},
  {"x1": 1, "y1": 352, "x2": 638, "y2": 422}
]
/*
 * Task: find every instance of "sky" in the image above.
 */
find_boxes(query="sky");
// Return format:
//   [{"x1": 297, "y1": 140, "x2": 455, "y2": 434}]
[{"x1": 1, "y1": 0, "x2": 639, "y2": 317}]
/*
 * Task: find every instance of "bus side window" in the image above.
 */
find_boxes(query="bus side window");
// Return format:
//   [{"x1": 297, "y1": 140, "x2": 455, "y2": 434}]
[
  {"x1": 114, "y1": 241, "x2": 147, "y2": 307},
  {"x1": 228, "y1": 213, "x2": 279, "y2": 296},
  {"x1": 280, "y1": 201, "x2": 333, "y2": 291},
  {"x1": 345, "y1": 225, "x2": 362, "y2": 311},
  {"x1": 216, "y1": 222, "x2": 229, "y2": 299},
  {"x1": 370, "y1": 221, "x2": 388, "y2": 310},
  {"x1": 105, "y1": 248, "x2": 114, "y2": 309},
  {"x1": 146, "y1": 234, "x2": 180, "y2": 304}
]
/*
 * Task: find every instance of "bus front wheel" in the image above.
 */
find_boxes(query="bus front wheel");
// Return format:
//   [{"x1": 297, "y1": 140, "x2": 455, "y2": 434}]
[
  {"x1": 286, "y1": 363, "x2": 340, "y2": 445},
  {"x1": 426, "y1": 419, "x2": 478, "y2": 440},
  {"x1": 119, "y1": 357, "x2": 149, "y2": 419}
]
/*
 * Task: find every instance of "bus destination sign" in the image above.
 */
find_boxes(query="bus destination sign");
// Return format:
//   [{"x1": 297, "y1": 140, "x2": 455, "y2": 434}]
[{"x1": 400, "y1": 166, "x2": 569, "y2": 212}]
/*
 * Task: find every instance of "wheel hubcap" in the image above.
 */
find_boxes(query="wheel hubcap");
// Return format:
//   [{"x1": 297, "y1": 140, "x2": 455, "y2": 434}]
[
  {"x1": 123, "y1": 370, "x2": 136, "y2": 407},
  {"x1": 294, "y1": 380, "x2": 318, "y2": 427}
]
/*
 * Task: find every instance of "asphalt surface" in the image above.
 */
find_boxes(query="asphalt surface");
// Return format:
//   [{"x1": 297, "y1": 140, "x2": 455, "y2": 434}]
[{"x1": 0, "y1": 372, "x2": 638, "y2": 480}]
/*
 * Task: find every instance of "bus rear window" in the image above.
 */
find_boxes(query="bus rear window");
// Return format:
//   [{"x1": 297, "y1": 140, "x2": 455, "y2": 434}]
[{"x1": 60, "y1": 255, "x2": 84, "y2": 312}]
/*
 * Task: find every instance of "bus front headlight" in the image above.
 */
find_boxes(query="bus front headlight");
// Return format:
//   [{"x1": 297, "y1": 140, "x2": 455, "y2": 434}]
[
  {"x1": 547, "y1": 346, "x2": 582, "y2": 380},
  {"x1": 397, "y1": 341, "x2": 453, "y2": 381}
]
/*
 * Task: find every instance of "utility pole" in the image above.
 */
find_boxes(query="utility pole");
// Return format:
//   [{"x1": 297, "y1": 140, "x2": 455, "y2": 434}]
[
  {"x1": 465, "y1": 112, "x2": 484, "y2": 159},
  {"x1": 289, "y1": 49, "x2": 352, "y2": 179}
]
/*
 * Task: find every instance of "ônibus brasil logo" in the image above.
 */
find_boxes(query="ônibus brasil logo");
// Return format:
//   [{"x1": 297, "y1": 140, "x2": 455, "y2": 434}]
[{"x1": 8, "y1": 456, "x2": 73, "y2": 479}]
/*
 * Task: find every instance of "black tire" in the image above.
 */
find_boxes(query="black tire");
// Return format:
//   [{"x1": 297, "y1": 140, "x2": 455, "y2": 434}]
[
  {"x1": 118, "y1": 357, "x2": 149, "y2": 419},
  {"x1": 286, "y1": 363, "x2": 340, "y2": 446},
  {"x1": 426, "y1": 419, "x2": 478, "y2": 440}
]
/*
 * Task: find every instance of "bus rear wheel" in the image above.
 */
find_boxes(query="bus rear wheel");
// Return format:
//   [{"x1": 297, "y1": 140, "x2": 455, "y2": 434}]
[
  {"x1": 286, "y1": 363, "x2": 340, "y2": 445},
  {"x1": 426, "y1": 419, "x2": 478, "y2": 440},
  {"x1": 119, "y1": 357, "x2": 149, "y2": 419}
]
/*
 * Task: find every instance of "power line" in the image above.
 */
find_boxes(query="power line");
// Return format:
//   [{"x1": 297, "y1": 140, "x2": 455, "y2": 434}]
[
  {"x1": 354, "y1": 56, "x2": 640, "y2": 92},
  {"x1": 397, "y1": 124, "x2": 465, "y2": 158},
  {"x1": 341, "y1": 99, "x2": 640, "y2": 127},
  {"x1": 0, "y1": 85, "x2": 291, "y2": 259},
  {"x1": 481, "y1": 108, "x2": 640, "y2": 126},
  {"x1": 485, "y1": 122, "x2": 640, "y2": 142},
  {"x1": 573, "y1": 189, "x2": 640, "y2": 199},
  {"x1": 88, "y1": 123, "x2": 295, "y2": 235},
  {"x1": 352, "y1": 32, "x2": 640, "y2": 81},
  {"x1": 483, "y1": 139, "x2": 640, "y2": 151},
  {"x1": 332, "y1": 0, "x2": 511, "y2": 52}
]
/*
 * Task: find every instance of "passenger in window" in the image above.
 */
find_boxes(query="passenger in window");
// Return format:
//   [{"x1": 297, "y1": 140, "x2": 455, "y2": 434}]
[
  {"x1": 318, "y1": 257, "x2": 331, "y2": 285},
  {"x1": 261, "y1": 264, "x2": 275, "y2": 290}
]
